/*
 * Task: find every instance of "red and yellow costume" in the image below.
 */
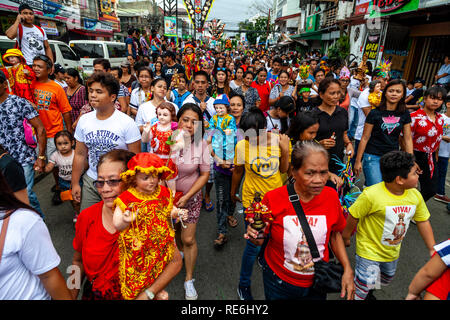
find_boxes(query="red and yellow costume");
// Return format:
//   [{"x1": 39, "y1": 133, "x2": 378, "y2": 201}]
[
  {"x1": 149, "y1": 123, "x2": 178, "y2": 180},
  {"x1": 183, "y1": 44, "x2": 199, "y2": 81},
  {"x1": 113, "y1": 153, "x2": 176, "y2": 300},
  {"x1": 2, "y1": 49, "x2": 36, "y2": 103}
]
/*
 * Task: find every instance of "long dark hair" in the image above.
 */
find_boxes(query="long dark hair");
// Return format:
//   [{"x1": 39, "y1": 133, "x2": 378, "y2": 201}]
[
  {"x1": 379, "y1": 79, "x2": 407, "y2": 113},
  {"x1": 212, "y1": 68, "x2": 231, "y2": 96},
  {"x1": 176, "y1": 103, "x2": 205, "y2": 144},
  {"x1": 0, "y1": 170, "x2": 38, "y2": 220},
  {"x1": 287, "y1": 110, "x2": 319, "y2": 143},
  {"x1": 273, "y1": 96, "x2": 296, "y2": 134},
  {"x1": 316, "y1": 77, "x2": 341, "y2": 105},
  {"x1": 66, "y1": 68, "x2": 83, "y2": 85}
]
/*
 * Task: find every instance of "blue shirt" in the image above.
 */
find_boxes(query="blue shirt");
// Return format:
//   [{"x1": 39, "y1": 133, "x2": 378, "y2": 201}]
[
  {"x1": 125, "y1": 36, "x2": 136, "y2": 59},
  {"x1": 437, "y1": 63, "x2": 450, "y2": 84}
]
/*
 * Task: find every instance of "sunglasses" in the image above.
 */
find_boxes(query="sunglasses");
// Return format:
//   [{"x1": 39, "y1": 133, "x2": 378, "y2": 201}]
[
  {"x1": 93, "y1": 179, "x2": 122, "y2": 188},
  {"x1": 217, "y1": 67, "x2": 227, "y2": 71}
]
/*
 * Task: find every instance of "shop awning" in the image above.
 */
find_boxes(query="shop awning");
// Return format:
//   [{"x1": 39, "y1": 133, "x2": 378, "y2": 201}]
[{"x1": 291, "y1": 31, "x2": 323, "y2": 41}]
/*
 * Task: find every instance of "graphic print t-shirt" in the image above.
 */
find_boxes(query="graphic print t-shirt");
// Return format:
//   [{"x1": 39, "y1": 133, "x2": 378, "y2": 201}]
[
  {"x1": 364, "y1": 108, "x2": 411, "y2": 156},
  {"x1": 33, "y1": 80, "x2": 72, "y2": 138},
  {"x1": 349, "y1": 182, "x2": 430, "y2": 262},
  {"x1": 234, "y1": 137, "x2": 283, "y2": 209},
  {"x1": 262, "y1": 186, "x2": 346, "y2": 287},
  {"x1": 74, "y1": 110, "x2": 141, "y2": 180},
  {"x1": 49, "y1": 151, "x2": 74, "y2": 181},
  {"x1": 20, "y1": 25, "x2": 48, "y2": 66}
]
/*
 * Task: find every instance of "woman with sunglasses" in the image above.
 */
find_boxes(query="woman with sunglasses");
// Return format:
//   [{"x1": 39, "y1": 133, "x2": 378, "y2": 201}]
[{"x1": 70, "y1": 149, "x2": 183, "y2": 300}]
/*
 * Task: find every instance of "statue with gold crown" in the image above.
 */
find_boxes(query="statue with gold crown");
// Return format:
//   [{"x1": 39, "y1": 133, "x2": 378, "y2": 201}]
[{"x1": 354, "y1": 53, "x2": 368, "y2": 82}]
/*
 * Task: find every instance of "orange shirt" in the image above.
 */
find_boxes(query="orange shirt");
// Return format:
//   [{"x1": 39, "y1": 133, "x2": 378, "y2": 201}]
[{"x1": 33, "y1": 80, "x2": 72, "y2": 138}]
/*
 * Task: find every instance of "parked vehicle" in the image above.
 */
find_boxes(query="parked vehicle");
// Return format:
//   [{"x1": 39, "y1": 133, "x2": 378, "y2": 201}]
[
  {"x1": 0, "y1": 35, "x2": 81, "y2": 70},
  {"x1": 69, "y1": 40, "x2": 127, "y2": 76}
]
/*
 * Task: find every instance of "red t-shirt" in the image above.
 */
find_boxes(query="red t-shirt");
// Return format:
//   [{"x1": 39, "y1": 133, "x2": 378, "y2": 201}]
[
  {"x1": 252, "y1": 80, "x2": 271, "y2": 112},
  {"x1": 73, "y1": 201, "x2": 122, "y2": 299},
  {"x1": 263, "y1": 185, "x2": 347, "y2": 287}
]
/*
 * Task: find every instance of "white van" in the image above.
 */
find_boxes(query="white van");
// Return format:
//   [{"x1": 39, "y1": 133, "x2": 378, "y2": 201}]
[
  {"x1": 69, "y1": 40, "x2": 127, "y2": 75},
  {"x1": 0, "y1": 35, "x2": 81, "y2": 70}
]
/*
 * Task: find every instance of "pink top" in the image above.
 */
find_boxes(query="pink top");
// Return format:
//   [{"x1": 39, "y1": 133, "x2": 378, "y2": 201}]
[{"x1": 174, "y1": 139, "x2": 210, "y2": 195}]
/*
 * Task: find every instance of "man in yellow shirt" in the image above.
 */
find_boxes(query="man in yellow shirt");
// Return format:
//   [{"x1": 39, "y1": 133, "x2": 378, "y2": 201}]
[{"x1": 343, "y1": 151, "x2": 435, "y2": 300}]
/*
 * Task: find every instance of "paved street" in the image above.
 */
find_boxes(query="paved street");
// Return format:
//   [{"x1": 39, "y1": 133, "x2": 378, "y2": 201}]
[{"x1": 34, "y1": 169, "x2": 449, "y2": 301}]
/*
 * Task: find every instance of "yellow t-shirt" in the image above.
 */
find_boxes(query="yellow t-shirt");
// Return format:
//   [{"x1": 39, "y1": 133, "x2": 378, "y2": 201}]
[
  {"x1": 234, "y1": 137, "x2": 284, "y2": 208},
  {"x1": 349, "y1": 182, "x2": 430, "y2": 262}
]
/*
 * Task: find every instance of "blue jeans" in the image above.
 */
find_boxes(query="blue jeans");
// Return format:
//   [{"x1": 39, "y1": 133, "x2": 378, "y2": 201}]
[
  {"x1": 260, "y1": 256, "x2": 326, "y2": 300},
  {"x1": 348, "y1": 105, "x2": 359, "y2": 139},
  {"x1": 214, "y1": 170, "x2": 232, "y2": 235},
  {"x1": 22, "y1": 163, "x2": 43, "y2": 217},
  {"x1": 362, "y1": 153, "x2": 382, "y2": 187},
  {"x1": 238, "y1": 214, "x2": 261, "y2": 288},
  {"x1": 436, "y1": 156, "x2": 449, "y2": 196}
]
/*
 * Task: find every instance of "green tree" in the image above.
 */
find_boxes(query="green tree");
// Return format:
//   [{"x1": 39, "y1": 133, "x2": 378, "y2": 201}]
[{"x1": 238, "y1": 17, "x2": 270, "y2": 45}]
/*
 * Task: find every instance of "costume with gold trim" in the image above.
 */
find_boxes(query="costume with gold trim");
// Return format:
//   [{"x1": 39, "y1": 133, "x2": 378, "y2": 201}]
[{"x1": 113, "y1": 153, "x2": 176, "y2": 300}]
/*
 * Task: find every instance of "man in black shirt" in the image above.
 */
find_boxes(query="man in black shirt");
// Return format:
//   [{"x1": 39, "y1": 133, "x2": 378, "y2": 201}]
[
  {"x1": 162, "y1": 50, "x2": 185, "y2": 87},
  {"x1": 406, "y1": 78, "x2": 425, "y2": 110}
]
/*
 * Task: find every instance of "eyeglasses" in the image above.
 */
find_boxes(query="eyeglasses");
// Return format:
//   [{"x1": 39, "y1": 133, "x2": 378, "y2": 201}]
[{"x1": 93, "y1": 179, "x2": 122, "y2": 188}]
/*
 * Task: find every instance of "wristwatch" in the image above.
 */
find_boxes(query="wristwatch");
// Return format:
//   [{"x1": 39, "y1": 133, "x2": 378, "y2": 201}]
[
  {"x1": 38, "y1": 155, "x2": 46, "y2": 161},
  {"x1": 145, "y1": 289, "x2": 155, "y2": 300}
]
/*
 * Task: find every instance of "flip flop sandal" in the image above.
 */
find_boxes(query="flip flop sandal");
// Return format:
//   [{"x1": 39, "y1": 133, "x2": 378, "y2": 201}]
[
  {"x1": 227, "y1": 216, "x2": 238, "y2": 228},
  {"x1": 213, "y1": 234, "x2": 227, "y2": 247},
  {"x1": 204, "y1": 200, "x2": 214, "y2": 212}
]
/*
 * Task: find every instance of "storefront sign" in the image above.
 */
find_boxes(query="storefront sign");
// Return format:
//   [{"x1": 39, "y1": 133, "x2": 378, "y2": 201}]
[
  {"x1": 83, "y1": 18, "x2": 112, "y2": 33},
  {"x1": 98, "y1": 0, "x2": 119, "y2": 23},
  {"x1": 363, "y1": 34, "x2": 380, "y2": 59},
  {"x1": 355, "y1": 0, "x2": 371, "y2": 15},
  {"x1": 40, "y1": 20, "x2": 58, "y2": 36},
  {"x1": 164, "y1": 17, "x2": 177, "y2": 37},
  {"x1": 369, "y1": 0, "x2": 420, "y2": 18},
  {"x1": 305, "y1": 14, "x2": 317, "y2": 33},
  {"x1": 0, "y1": 0, "x2": 81, "y2": 28}
]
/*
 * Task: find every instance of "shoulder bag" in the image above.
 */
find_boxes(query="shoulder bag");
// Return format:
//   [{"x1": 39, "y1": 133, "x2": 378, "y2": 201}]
[{"x1": 286, "y1": 183, "x2": 344, "y2": 294}]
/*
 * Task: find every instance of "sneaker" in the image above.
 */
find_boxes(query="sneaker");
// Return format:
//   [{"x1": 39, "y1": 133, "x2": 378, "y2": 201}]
[
  {"x1": 184, "y1": 279, "x2": 198, "y2": 300},
  {"x1": 433, "y1": 194, "x2": 450, "y2": 204},
  {"x1": 237, "y1": 285, "x2": 254, "y2": 300}
]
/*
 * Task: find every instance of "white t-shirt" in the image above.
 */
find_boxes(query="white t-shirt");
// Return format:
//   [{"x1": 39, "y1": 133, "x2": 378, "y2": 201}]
[
  {"x1": 135, "y1": 100, "x2": 178, "y2": 128},
  {"x1": 49, "y1": 150, "x2": 74, "y2": 181},
  {"x1": 129, "y1": 87, "x2": 154, "y2": 110},
  {"x1": 0, "y1": 209, "x2": 61, "y2": 300},
  {"x1": 182, "y1": 94, "x2": 216, "y2": 120},
  {"x1": 354, "y1": 88, "x2": 371, "y2": 141},
  {"x1": 74, "y1": 109, "x2": 141, "y2": 180},
  {"x1": 54, "y1": 79, "x2": 67, "y2": 89},
  {"x1": 20, "y1": 25, "x2": 48, "y2": 66},
  {"x1": 439, "y1": 114, "x2": 450, "y2": 158}
]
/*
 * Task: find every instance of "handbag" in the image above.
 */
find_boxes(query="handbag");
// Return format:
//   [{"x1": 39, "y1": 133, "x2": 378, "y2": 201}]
[{"x1": 286, "y1": 184, "x2": 344, "y2": 294}]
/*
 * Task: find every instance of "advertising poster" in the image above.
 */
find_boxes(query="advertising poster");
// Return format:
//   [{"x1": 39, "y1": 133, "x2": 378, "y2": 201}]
[
  {"x1": 369, "y1": 0, "x2": 420, "y2": 18},
  {"x1": 164, "y1": 16, "x2": 177, "y2": 37},
  {"x1": 98, "y1": 0, "x2": 119, "y2": 23},
  {"x1": 363, "y1": 34, "x2": 380, "y2": 60}
]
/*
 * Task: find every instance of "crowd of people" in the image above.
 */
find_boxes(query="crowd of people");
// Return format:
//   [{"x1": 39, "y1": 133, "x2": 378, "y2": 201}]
[{"x1": 0, "y1": 4, "x2": 449, "y2": 301}]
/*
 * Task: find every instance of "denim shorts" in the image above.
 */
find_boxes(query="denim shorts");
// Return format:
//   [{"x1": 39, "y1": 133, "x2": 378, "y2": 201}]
[
  {"x1": 354, "y1": 255, "x2": 398, "y2": 291},
  {"x1": 59, "y1": 177, "x2": 83, "y2": 191}
]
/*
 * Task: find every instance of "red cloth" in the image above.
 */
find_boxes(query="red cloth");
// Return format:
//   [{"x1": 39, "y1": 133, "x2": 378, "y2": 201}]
[
  {"x1": 411, "y1": 109, "x2": 444, "y2": 177},
  {"x1": 262, "y1": 185, "x2": 347, "y2": 288},
  {"x1": 252, "y1": 80, "x2": 271, "y2": 112},
  {"x1": 73, "y1": 201, "x2": 122, "y2": 299},
  {"x1": 426, "y1": 268, "x2": 450, "y2": 300}
]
